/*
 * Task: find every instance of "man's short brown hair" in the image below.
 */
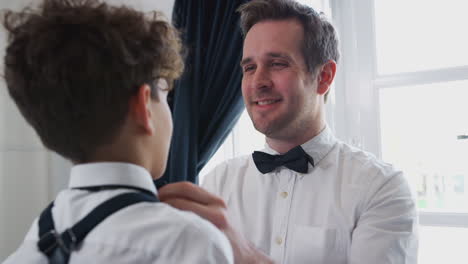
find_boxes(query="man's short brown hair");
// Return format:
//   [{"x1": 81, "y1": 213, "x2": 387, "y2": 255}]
[
  {"x1": 238, "y1": 0, "x2": 339, "y2": 75},
  {"x1": 2, "y1": 0, "x2": 184, "y2": 162}
]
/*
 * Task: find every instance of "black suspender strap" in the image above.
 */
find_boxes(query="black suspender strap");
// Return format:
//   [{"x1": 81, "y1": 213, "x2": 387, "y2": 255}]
[
  {"x1": 37, "y1": 191, "x2": 158, "y2": 263},
  {"x1": 37, "y1": 201, "x2": 57, "y2": 255}
]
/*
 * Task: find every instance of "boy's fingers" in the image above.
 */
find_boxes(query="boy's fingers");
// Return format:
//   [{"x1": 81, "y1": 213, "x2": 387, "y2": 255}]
[
  {"x1": 158, "y1": 182, "x2": 226, "y2": 208},
  {"x1": 162, "y1": 197, "x2": 229, "y2": 230}
]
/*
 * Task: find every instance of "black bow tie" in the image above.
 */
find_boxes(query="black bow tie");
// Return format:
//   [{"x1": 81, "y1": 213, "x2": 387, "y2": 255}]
[{"x1": 252, "y1": 146, "x2": 314, "y2": 174}]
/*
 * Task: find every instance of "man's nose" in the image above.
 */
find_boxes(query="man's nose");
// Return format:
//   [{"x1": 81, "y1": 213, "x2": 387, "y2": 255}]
[{"x1": 252, "y1": 67, "x2": 272, "y2": 90}]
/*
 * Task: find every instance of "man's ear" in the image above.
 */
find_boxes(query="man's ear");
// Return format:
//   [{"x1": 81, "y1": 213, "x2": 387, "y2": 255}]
[
  {"x1": 129, "y1": 84, "x2": 154, "y2": 135},
  {"x1": 316, "y1": 60, "x2": 337, "y2": 96}
]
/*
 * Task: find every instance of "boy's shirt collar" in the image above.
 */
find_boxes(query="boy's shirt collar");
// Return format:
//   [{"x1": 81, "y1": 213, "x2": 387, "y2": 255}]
[{"x1": 68, "y1": 162, "x2": 157, "y2": 195}]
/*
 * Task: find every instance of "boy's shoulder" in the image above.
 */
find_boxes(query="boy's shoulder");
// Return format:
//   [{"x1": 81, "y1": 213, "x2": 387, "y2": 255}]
[
  {"x1": 18, "y1": 197, "x2": 232, "y2": 262},
  {"x1": 92, "y1": 200, "x2": 232, "y2": 258},
  {"x1": 9, "y1": 200, "x2": 233, "y2": 263}
]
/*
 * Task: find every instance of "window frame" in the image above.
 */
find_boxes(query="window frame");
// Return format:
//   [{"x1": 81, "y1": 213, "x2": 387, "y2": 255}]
[{"x1": 330, "y1": 0, "x2": 468, "y2": 228}]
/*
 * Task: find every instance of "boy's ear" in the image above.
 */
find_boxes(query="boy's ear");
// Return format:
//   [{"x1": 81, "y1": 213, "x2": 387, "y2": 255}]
[
  {"x1": 316, "y1": 60, "x2": 337, "y2": 96},
  {"x1": 129, "y1": 84, "x2": 154, "y2": 135}
]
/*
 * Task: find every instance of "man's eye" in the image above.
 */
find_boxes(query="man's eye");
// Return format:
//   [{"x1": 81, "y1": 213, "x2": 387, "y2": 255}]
[
  {"x1": 271, "y1": 62, "x2": 287, "y2": 68},
  {"x1": 243, "y1": 65, "x2": 255, "y2": 72}
]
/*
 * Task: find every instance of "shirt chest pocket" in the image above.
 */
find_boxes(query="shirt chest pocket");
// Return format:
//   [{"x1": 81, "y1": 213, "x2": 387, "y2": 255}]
[{"x1": 287, "y1": 225, "x2": 348, "y2": 264}]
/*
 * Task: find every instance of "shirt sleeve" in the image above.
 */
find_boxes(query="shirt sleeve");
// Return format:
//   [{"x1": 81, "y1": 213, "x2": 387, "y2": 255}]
[
  {"x1": 202, "y1": 156, "x2": 250, "y2": 201},
  {"x1": 201, "y1": 168, "x2": 220, "y2": 196},
  {"x1": 349, "y1": 171, "x2": 419, "y2": 264},
  {"x1": 202, "y1": 161, "x2": 230, "y2": 197}
]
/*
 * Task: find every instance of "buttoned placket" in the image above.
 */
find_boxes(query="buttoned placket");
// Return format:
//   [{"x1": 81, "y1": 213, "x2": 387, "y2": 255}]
[{"x1": 270, "y1": 168, "x2": 297, "y2": 263}]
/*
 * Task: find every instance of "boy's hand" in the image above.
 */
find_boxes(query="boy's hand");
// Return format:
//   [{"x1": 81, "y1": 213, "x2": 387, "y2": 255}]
[{"x1": 159, "y1": 182, "x2": 274, "y2": 264}]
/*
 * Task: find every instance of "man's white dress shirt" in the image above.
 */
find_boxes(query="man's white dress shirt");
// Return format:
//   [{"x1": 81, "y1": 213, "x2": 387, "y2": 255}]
[
  {"x1": 4, "y1": 162, "x2": 233, "y2": 264},
  {"x1": 203, "y1": 127, "x2": 418, "y2": 264}
]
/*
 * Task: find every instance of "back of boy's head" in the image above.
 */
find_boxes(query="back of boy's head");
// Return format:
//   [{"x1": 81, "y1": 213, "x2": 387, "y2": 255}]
[{"x1": 2, "y1": 0, "x2": 184, "y2": 163}]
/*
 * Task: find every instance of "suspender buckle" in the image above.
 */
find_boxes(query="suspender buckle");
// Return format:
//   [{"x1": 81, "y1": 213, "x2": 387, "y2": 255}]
[
  {"x1": 64, "y1": 228, "x2": 77, "y2": 252},
  {"x1": 38, "y1": 228, "x2": 77, "y2": 254},
  {"x1": 38, "y1": 230, "x2": 61, "y2": 254},
  {"x1": 37, "y1": 191, "x2": 159, "y2": 261}
]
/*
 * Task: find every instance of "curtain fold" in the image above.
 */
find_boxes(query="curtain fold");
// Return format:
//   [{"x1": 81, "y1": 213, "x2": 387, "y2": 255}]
[{"x1": 155, "y1": 0, "x2": 246, "y2": 187}]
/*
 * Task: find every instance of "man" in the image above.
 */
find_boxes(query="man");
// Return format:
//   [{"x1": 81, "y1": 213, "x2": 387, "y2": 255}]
[{"x1": 160, "y1": 0, "x2": 418, "y2": 263}]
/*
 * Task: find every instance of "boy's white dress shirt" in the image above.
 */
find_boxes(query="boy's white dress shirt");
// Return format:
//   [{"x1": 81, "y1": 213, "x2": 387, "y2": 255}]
[
  {"x1": 203, "y1": 126, "x2": 418, "y2": 264},
  {"x1": 3, "y1": 162, "x2": 233, "y2": 264}
]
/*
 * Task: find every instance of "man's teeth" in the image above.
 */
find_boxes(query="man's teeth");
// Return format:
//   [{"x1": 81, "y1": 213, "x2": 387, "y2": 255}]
[{"x1": 257, "y1": 100, "x2": 277, "y2": 105}]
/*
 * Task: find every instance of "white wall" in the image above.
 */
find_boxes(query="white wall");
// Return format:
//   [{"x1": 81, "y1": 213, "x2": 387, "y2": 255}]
[{"x1": 0, "y1": 0, "x2": 174, "y2": 260}]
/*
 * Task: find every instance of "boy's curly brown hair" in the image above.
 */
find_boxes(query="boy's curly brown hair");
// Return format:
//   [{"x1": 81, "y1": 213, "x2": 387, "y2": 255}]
[{"x1": 2, "y1": 0, "x2": 184, "y2": 162}]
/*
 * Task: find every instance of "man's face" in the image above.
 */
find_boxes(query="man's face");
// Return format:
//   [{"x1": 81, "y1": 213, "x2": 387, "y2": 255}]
[{"x1": 241, "y1": 19, "x2": 320, "y2": 140}]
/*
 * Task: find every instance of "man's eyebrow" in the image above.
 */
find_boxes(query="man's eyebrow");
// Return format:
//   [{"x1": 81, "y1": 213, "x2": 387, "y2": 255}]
[
  {"x1": 240, "y1": 53, "x2": 292, "y2": 67},
  {"x1": 266, "y1": 52, "x2": 292, "y2": 61},
  {"x1": 240, "y1": 57, "x2": 253, "y2": 67}
]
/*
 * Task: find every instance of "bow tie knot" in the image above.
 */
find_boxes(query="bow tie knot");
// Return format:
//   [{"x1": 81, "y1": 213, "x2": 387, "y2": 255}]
[{"x1": 252, "y1": 146, "x2": 314, "y2": 174}]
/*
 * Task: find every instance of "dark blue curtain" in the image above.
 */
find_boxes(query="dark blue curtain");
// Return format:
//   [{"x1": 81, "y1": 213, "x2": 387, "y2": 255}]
[{"x1": 155, "y1": 0, "x2": 246, "y2": 187}]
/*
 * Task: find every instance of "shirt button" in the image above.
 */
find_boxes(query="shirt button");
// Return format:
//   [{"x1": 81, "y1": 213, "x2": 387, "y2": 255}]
[
  {"x1": 280, "y1": 191, "x2": 288, "y2": 198},
  {"x1": 276, "y1": 237, "x2": 283, "y2": 245}
]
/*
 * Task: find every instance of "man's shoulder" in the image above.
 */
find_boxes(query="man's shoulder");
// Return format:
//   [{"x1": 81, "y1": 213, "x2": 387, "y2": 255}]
[
  {"x1": 217, "y1": 154, "x2": 252, "y2": 170},
  {"x1": 204, "y1": 154, "x2": 252, "y2": 181},
  {"x1": 334, "y1": 142, "x2": 413, "y2": 210},
  {"x1": 335, "y1": 141, "x2": 403, "y2": 181},
  {"x1": 201, "y1": 154, "x2": 253, "y2": 197}
]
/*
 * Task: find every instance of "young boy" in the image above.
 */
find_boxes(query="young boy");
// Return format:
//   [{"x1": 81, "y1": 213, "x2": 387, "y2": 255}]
[{"x1": 1, "y1": 0, "x2": 233, "y2": 263}]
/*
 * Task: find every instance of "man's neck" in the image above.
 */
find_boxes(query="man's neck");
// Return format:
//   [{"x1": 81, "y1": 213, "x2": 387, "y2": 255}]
[{"x1": 266, "y1": 123, "x2": 326, "y2": 154}]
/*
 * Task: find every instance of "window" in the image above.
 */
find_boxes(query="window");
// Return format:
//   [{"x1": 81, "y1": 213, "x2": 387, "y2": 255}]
[
  {"x1": 380, "y1": 82, "x2": 468, "y2": 213},
  {"x1": 374, "y1": 0, "x2": 468, "y2": 75},
  {"x1": 331, "y1": 0, "x2": 468, "y2": 262},
  {"x1": 330, "y1": 0, "x2": 468, "y2": 217}
]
